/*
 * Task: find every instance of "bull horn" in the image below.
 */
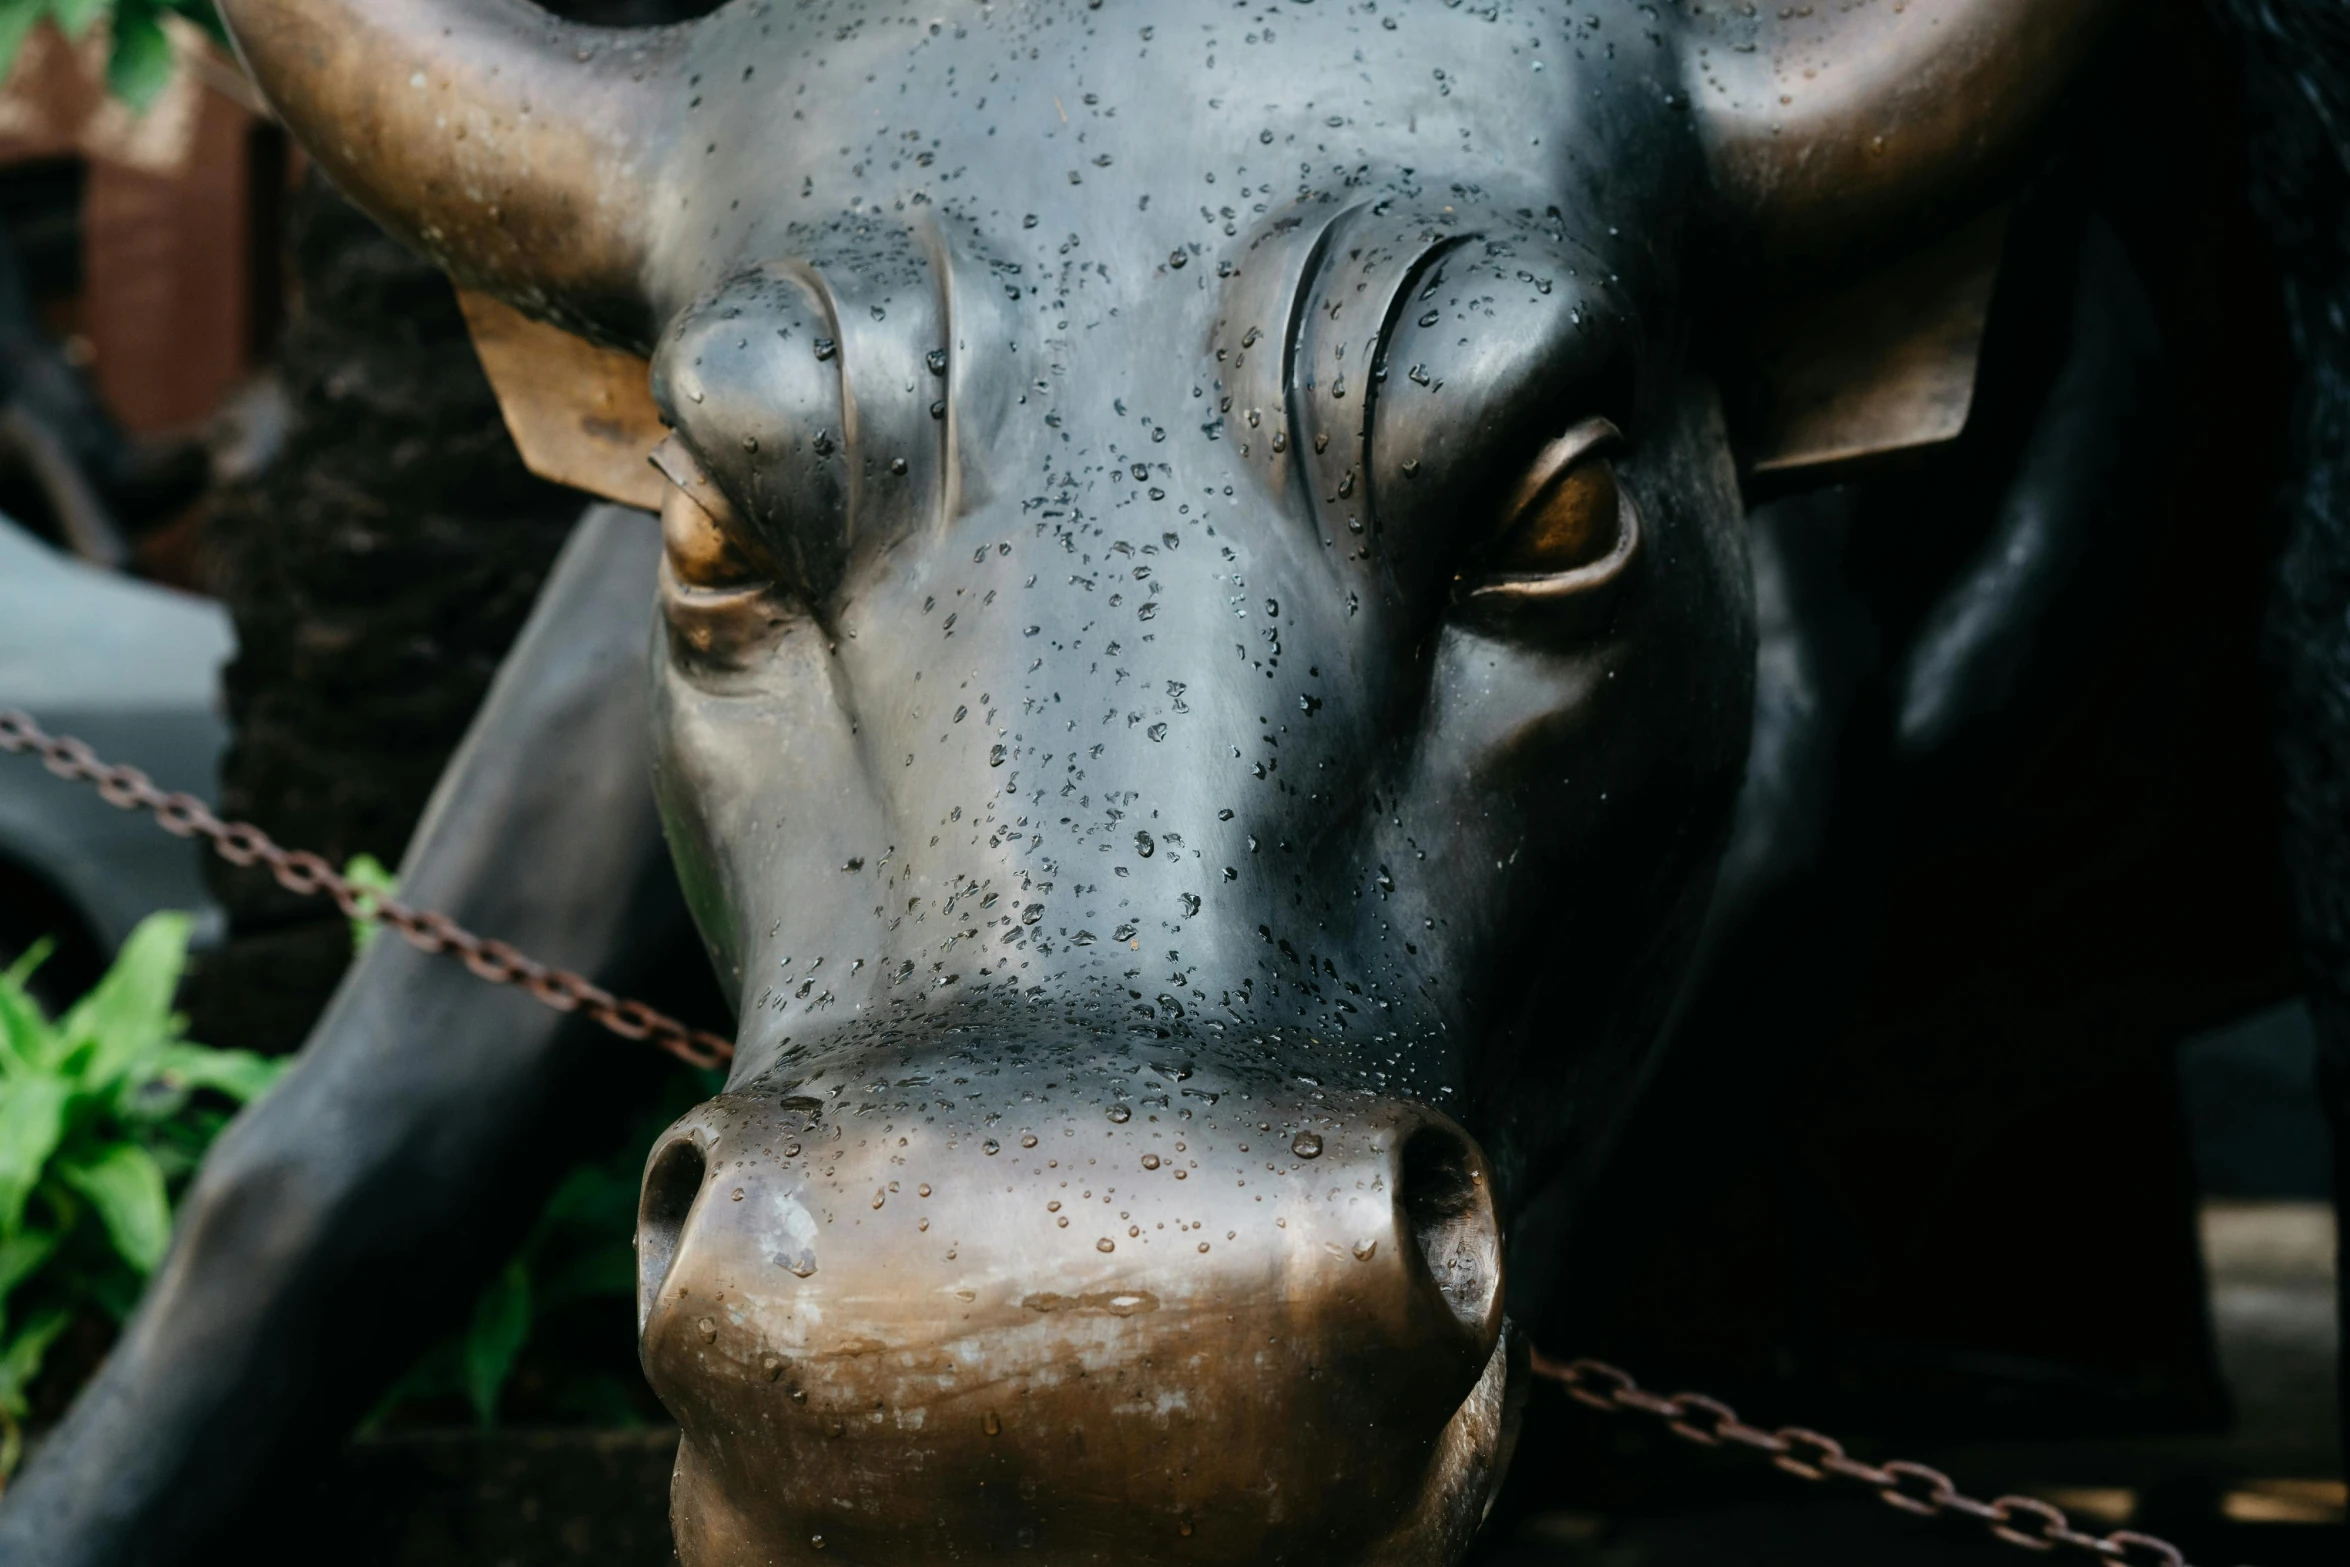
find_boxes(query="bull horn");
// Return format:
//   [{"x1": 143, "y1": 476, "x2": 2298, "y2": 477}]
[
  {"x1": 218, "y1": 0, "x2": 687, "y2": 348},
  {"x1": 1683, "y1": 0, "x2": 2124, "y2": 267}
]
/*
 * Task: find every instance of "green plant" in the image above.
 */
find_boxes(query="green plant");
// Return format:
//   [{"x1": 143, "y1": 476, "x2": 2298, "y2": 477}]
[
  {"x1": 336, "y1": 857, "x2": 703, "y2": 1431},
  {"x1": 370, "y1": 1064, "x2": 717, "y2": 1431},
  {"x1": 0, "y1": 0, "x2": 228, "y2": 112},
  {"x1": 0, "y1": 911, "x2": 285, "y2": 1474},
  {"x1": 342, "y1": 852, "x2": 396, "y2": 954}
]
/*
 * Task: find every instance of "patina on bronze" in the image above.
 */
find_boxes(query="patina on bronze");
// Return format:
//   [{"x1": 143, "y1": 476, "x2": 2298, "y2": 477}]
[{"x1": 173, "y1": 3, "x2": 2120, "y2": 1564}]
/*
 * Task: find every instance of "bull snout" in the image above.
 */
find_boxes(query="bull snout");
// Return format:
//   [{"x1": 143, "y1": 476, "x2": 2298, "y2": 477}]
[{"x1": 636, "y1": 1057, "x2": 1513, "y2": 1566}]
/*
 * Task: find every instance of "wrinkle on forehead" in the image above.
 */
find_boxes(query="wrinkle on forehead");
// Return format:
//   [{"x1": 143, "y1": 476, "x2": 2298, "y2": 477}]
[{"x1": 643, "y1": 0, "x2": 1691, "y2": 322}]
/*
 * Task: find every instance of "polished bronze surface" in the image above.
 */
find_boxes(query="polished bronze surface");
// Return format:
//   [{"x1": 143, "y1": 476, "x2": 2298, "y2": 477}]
[
  {"x1": 1685, "y1": 0, "x2": 2122, "y2": 271},
  {"x1": 1743, "y1": 205, "x2": 2010, "y2": 478},
  {"x1": 220, "y1": 0, "x2": 679, "y2": 343},
  {"x1": 457, "y1": 289, "x2": 667, "y2": 510},
  {"x1": 189, "y1": 3, "x2": 2129, "y2": 1564},
  {"x1": 640, "y1": 1050, "x2": 1506, "y2": 1564}
]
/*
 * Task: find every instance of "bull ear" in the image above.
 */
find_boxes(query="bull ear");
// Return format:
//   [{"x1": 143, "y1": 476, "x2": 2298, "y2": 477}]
[
  {"x1": 1735, "y1": 204, "x2": 2008, "y2": 484},
  {"x1": 1684, "y1": 0, "x2": 2117, "y2": 480},
  {"x1": 217, "y1": 0, "x2": 690, "y2": 351},
  {"x1": 457, "y1": 292, "x2": 667, "y2": 511}
]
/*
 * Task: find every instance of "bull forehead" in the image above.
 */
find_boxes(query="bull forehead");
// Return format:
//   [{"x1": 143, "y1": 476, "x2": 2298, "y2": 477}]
[{"x1": 645, "y1": 0, "x2": 1690, "y2": 320}]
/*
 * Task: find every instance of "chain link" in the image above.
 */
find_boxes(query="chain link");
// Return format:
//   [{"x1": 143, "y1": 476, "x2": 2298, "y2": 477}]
[
  {"x1": 0, "y1": 709, "x2": 733, "y2": 1071},
  {"x1": 0, "y1": 709, "x2": 2239, "y2": 1567},
  {"x1": 1529, "y1": 1351, "x2": 2198, "y2": 1567}
]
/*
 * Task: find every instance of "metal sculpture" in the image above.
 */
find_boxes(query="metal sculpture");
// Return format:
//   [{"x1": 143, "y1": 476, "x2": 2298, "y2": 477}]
[{"x1": 1, "y1": 3, "x2": 2187, "y2": 1564}]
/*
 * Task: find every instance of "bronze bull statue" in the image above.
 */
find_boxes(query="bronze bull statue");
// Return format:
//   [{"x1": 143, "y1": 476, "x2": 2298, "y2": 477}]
[{"x1": 18, "y1": 0, "x2": 2349, "y2": 1563}]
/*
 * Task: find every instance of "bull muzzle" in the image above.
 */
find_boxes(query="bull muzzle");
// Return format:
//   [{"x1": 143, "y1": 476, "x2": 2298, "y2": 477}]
[{"x1": 637, "y1": 1052, "x2": 1515, "y2": 1565}]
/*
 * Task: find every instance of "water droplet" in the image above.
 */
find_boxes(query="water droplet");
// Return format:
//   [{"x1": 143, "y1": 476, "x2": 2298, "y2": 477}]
[
  {"x1": 926, "y1": 348, "x2": 948, "y2": 376},
  {"x1": 1097, "y1": 1237, "x2": 1116, "y2": 1252},
  {"x1": 984, "y1": 1138, "x2": 1001, "y2": 1155},
  {"x1": 731, "y1": 1187, "x2": 745, "y2": 1201},
  {"x1": 990, "y1": 744, "x2": 1008, "y2": 766},
  {"x1": 698, "y1": 1316, "x2": 718, "y2": 1342},
  {"x1": 872, "y1": 1189, "x2": 887, "y2": 1209},
  {"x1": 1108, "y1": 1104, "x2": 1132, "y2": 1124},
  {"x1": 1148, "y1": 722, "x2": 1168, "y2": 742},
  {"x1": 1292, "y1": 1131, "x2": 1323, "y2": 1159},
  {"x1": 1142, "y1": 1153, "x2": 1161, "y2": 1170},
  {"x1": 783, "y1": 1142, "x2": 801, "y2": 1157},
  {"x1": 1135, "y1": 831, "x2": 1156, "y2": 858},
  {"x1": 1021, "y1": 1132, "x2": 1039, "y2": 1147},
  {"x1": 813, "y1": 338, "x2": 837, "y2": 361},
  {"x1": 917, "y1": 1183, "x2": 932, "y2": 1197},
  {"x1": 1353, "y1": 1238, "x2": 1379, "y2": 1261},
  {"x1": 1168, "y1": 249, "x2": 1188, "y2": 269}
]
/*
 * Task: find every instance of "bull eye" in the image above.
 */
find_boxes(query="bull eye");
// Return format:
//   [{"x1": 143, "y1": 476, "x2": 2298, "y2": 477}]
[
  {"x1": 661, "y1": 487, "x2": 767, "y2": 589},
  {"x1": 1483, "y1": 416, "x2": 1628, "y2": 578},
  {"x1": 651, "y1": 432, "x2": 773, "y2": 590}
]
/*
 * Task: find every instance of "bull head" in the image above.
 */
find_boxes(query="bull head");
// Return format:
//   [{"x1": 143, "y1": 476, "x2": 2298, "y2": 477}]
[{"x1": 217, "y1": 3, "x2": 2116, "y2": 1563}]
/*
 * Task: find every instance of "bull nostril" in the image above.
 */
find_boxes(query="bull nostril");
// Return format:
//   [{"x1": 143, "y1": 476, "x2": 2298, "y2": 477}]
[
  {"x1": 638, "y1": 1134, "x2": 707, "y2": 1328},
  {"x1": 1398, "y1": 1124, "x2": 1503, "y2": 1342}
]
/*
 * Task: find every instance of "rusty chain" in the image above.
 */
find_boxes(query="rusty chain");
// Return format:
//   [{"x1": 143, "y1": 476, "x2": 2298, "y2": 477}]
[
  {"x1": 1530, "y1": 1352, "x2": 2205, "y2": 1567},
  {"x1": 0, "y1": 710, "x2": 2235, "y2": 1565},
  {"x1": 0, "y1": 709, "x2": 732, "y2": 1070}
]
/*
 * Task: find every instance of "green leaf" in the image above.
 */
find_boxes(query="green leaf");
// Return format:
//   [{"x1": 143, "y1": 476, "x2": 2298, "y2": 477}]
[
  {"x1": 48, "y1": 0, "x2": 106, "y2": 41},
  {"x1": 463, "y1": 1261, "x2": 533, "y2": 1429},
  {"x1": 1, "y1": 936, "x2": 52, "y2": 994},
  {"x1": 343, "y1": 854, "x2": 397, "y2": 955},
  {"x1": 58, "y1": 912, "x2": 191, "y2": 1091},
  {"x1": 55, "y1": 1142, "x2": 170, "y2": 1274},
  {"x1": 0, "y1": 1227, "x2": 58, "y2": 1305},
  {"x1": 0, "y1": 1075, "x2": 68, "y2": 1235},
  {"x1": 535, "y1": 1243, "x2": 636, "y2": 1312},
  {"x1": 542, "y1": 1163, "x2": 639, "y2": 1232},
  {"x1": 0, "y1": 1305, "x2": 70, "y2": 1417},
  {"x1": 105, "y1": 3, "x2": 173, "y2": 112},
  {"x1": 0, "y1": 973, "x2": 52, "y2": 1076},
  {"x1": 150, "y1": 1042, "x2": 288, "y2": 1105}
]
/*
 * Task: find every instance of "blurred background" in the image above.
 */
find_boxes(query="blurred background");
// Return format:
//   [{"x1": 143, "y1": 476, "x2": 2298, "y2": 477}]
[{"x1": 0, "y1": 3, "x2": 2336, "y2": 1565}]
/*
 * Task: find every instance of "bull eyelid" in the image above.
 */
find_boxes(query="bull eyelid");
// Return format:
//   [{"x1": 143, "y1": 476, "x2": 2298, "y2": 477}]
[
  {"x1": 653, "y1": 431, "x2": 778, "y2": 591},
  {"x1": 650, "y1": 431, "x2": 737, "y2": 524},
  {"x1": 1462, "y1": 416, "x2": 1641, "y2": 603},
  {"x1": 1497, "y1": 416, "x2": 1622, "y2": 525}
]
